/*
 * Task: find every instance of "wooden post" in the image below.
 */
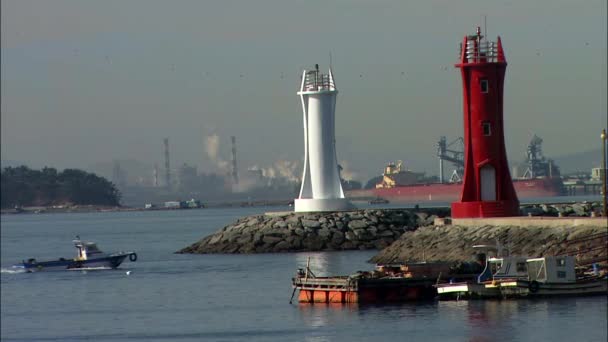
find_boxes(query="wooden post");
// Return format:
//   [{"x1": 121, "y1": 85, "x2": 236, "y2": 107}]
[
  {"x1": 305, "y1": 257, "x2": 310, "y2": 281},
  {"x1": 601, "y1": 129, "x2": 607, "y2": 217}
]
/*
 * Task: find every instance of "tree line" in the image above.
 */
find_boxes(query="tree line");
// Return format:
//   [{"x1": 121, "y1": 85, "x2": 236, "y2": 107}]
[{"x1": 1, "y1": 166, "x2": 121, "y2": 208}]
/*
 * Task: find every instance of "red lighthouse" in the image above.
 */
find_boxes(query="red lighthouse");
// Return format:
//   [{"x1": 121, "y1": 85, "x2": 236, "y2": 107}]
[{"x1": 451, "y1": 27, "x2": 519, "y2": 218}]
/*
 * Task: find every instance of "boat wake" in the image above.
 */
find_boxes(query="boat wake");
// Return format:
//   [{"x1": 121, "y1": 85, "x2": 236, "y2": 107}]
[
  {"x1": 67, "y1": 267, "x2": 113, "y2": 271},
  {"x1": 1, "y1": 267, "x2": 27, "y2": 274}
]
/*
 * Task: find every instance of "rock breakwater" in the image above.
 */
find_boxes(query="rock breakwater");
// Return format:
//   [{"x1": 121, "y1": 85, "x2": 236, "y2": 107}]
[
  {"x1": 177, "y1": 208, "x2": 449, "y2": 254},
  {"x1": 371, "y1": 224, "x2": 607, "y2": 265},
  {"x1": 520, "y1": 201, "x2": 604, "y2": 217}
]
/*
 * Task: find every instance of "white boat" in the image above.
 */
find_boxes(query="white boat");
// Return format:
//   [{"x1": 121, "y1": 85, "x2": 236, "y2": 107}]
[
  {"x1": 436, "y1": 244, "x2": 530, "y2": 299},
  {"x1": 496, "y1": 256, "x2": 607, "y2": 298},
  {"x1": 436, "y1": 244, "x2": 607, "y2": 299}
]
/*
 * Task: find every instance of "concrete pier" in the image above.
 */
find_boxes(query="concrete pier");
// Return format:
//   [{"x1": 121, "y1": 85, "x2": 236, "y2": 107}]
[{"x1": 452, "y1": 216, "x2": 607, "y2": 228}]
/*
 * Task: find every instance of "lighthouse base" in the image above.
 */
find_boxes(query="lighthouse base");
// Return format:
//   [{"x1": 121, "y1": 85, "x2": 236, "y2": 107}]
[
  {"x1": 451, "y1": 200, "x2": 520, "y2": 218},
  {"x1": 294, "y1": 198, "x2": 355, "y2": 213}
]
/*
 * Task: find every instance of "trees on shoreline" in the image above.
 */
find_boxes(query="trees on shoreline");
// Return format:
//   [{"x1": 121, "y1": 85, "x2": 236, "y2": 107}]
[{"x1": 1, "y1": 166, "x2": 121, "y2": 208}]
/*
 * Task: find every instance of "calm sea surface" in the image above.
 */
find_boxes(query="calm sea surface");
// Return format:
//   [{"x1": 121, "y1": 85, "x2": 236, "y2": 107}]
[{"x1": 1, "y1": 207, "x2": 606, "y2": 342}]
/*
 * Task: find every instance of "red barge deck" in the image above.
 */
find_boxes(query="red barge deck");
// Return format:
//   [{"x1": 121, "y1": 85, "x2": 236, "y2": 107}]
[{"x1": 291, "y1": 263, "x2": 453, "y2": 304}]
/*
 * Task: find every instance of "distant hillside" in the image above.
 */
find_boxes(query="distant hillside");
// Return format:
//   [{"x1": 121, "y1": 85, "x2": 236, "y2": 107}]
[
  {"x1": 553, "y1": 148, "x2": 604, "y2": 174},
  {"x1": 1, "y1": 160, "x2": 34, "y2": 168},
  {"x1": 1, "y1": 166, "x2": 121, "y2": 208}
]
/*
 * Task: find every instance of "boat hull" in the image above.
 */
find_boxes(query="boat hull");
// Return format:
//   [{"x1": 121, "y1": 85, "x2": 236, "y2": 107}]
[
  {"x1": 498, "y1": 277, "x2": 608, "y2": 298},
  {"x1": 293, "y1": 276, "x2": 437, "y2": 303},
  {"x1": 347, "y1": 178, "x2": 565, "y2": 204},
  {"x1": 435, "y1": 277, "x2": 608, "y2": 299},
  {"x1": 17, "y1": 253, "x2": 135, "y2": 272},
  {"x1": 435, "y1": 282, "x2": 501, "y2": 300}
]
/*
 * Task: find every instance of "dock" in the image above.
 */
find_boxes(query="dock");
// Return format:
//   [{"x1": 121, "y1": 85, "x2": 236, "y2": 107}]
[{"x1": 451, "y1": 216, "x2": 607, "y2": 228}]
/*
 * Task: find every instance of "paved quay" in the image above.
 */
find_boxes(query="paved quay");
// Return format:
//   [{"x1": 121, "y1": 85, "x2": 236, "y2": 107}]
[{"x1": 452, "y1": 216, "x2": 607, "y2": 228}]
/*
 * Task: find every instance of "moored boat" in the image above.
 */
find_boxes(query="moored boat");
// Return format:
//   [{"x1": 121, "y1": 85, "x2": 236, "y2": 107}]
[
  {"x1": 435, "y1": 244, "x2": 530, "y2": 300},
  {"x1": 12, "y1": 237, "x2": 137, "y2": 272},
  {"x1": 291, "y1": 260, "x2": 451, "y2": 304},
  {"x1": 436, "y1": 245, "x2": 608, "y2": 299},
  {"x1": 495, "y1": 256, "x2": 607, "y2": 298}
]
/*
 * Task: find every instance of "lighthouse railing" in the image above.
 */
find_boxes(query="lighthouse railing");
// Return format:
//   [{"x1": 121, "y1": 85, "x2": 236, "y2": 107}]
[
  {"x1": 302, "y1": 71, "x2": 336, "y2": 91},
  {"x1": 462, "y1": 40, "x2": 499, "y2": 63}
]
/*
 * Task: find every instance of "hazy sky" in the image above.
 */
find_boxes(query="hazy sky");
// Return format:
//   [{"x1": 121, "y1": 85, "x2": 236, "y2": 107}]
[{"x1": 2, "y1": 0, "x2": 606, "y2": 181}]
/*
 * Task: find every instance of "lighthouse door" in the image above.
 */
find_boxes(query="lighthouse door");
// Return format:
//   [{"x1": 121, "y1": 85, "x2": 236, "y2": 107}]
[{"x1": 480, "y1": 165, "x2": 496, "y2": 201}]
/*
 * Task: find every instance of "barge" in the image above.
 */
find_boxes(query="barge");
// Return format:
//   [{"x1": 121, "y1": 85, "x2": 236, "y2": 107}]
[{"x1": 291, "y1": 261, "x2": 452, "y2": 304}]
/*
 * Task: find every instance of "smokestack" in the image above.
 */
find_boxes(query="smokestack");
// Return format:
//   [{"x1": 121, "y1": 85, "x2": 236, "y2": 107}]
[
  {"x1": 163, "y1": 138, "x2": 171, "y2": 188},
  {"x1": 112, "y1": 160, "x2": 125, "y2": 188},
  {"x1": 231, "y1": 136, "x2": 239, "y2": 186},
  {"x1": 153, "y1": 163, "x2": 159, "y2": 187}
]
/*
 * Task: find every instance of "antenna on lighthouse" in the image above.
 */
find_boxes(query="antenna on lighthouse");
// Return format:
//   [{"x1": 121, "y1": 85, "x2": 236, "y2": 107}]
[{"x1": 484, "y1": 15, "x2": 487, "y2": 40}]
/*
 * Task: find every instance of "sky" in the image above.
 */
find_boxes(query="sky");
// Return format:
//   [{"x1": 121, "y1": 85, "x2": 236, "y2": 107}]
[{"x1": 1, "y1": 0, "x2": 606, "y2": 182}]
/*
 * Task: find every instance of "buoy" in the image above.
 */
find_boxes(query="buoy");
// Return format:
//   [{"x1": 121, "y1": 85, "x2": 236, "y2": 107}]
[{"x1": 126, "y1": 271, "x2": 131, "y2": 275}]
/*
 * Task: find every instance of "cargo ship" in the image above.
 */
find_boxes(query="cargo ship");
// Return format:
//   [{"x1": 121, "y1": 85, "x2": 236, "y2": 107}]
[{"x1": 347, "y1": 135, "x2": 565, "y2": 204}]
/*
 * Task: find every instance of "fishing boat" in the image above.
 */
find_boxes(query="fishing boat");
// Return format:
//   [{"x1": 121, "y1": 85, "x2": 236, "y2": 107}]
[
  {"x1": 495, "y1": 256, "x2": 607, "y2": 298},
  {"x1": 435, "y1": 244, "x2": 530, "y2": 299},
  {"x1": 368, "y1": 197, "x2": 390, "y2": 205},
  {"x1": 13, "y1": 237, "x2": 137, "y2": 272},
  {"x1": 436, "y1": 245, "x2": 607, "y2": 299}
]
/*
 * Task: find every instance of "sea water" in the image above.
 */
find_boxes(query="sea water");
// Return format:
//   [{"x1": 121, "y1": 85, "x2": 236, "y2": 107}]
[{"x1": 1, "y1": 207, "x2": 606, "y2": 342}]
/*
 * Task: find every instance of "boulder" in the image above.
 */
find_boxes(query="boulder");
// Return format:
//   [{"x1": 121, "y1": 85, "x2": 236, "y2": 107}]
[
  {"x1": 302, "y1": 219, "x2": 321, "y2": 228},
  {"x1": 246, "y1": 218, "x2": 260, "y2": 227},
  {"x1": 273, "y1": 220, "x2": 288, "y2": 229},
  {"x1": 262, "y1": 235, "x2": 282, "y2": 245},
  {"x1": 318, "y1": 228, "x2": 332, "y2": 238},
  {"x1": 348, "y1": 220, "x2": 368, "y2": 229}
]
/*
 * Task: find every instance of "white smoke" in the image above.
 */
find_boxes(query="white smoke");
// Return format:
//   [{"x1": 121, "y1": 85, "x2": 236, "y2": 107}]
[
  {"x1": 339, "y1": 160, "x2": 357, "y2": 181},
  {"x1": 259, "y1": 160, "x2": 300, "y2": 182},
  {"x1": 273, "y1": 160, "x2": 300, "y2": 182},
  {"x1": 262, "y1": 167, "x2": 276, "y2": 179},
  {"x1": 205, "y1": 133, "x2": 230, "y2": 173},
  {"x1": 205, "y1": 133, "x2": 220, "y2": 162}
]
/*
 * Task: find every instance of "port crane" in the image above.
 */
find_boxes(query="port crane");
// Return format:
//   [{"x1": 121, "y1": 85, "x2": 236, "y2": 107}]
[
  {"x1": 437, "y1": 136, "x2": 464, "y2": 183},
  {"x1": 521, "y1": 135, "x2": 559, "y2": 179}
]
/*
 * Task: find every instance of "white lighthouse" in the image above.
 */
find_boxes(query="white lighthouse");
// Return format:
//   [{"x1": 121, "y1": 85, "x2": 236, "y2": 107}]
[{"x1": 294, "y1": 64, "x2": 354, "y2": 212}]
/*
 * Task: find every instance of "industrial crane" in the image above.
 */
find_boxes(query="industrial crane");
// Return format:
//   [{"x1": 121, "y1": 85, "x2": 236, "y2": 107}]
[{"x1": 437, "y1": 136, "x2": 465, "y2": 183}]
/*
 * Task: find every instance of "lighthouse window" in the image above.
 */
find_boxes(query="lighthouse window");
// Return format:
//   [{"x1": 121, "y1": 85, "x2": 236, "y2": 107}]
[
  {"x1": 480, "y1": 79, "x2": 489, "y2": 93},
  {"x1": 482, "y1": 122, "x2": 492, "y2": 136}
]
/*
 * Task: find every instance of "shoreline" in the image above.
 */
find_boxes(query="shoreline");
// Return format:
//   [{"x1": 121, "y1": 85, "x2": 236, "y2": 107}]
[
  {"x1": 0, "y1": 199, "x2": 295, "y2": 215},
  {"x1": 2, "y1": 198, "x2": 604, "y2": 217}
]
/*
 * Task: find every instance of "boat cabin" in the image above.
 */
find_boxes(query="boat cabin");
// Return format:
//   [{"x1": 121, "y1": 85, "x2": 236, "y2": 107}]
[
  {"x1": 74, "y1": 240, "x2": 103, "y2": 261},
  {"x1": 526, "y1": 256, "x2": 576, "y2": 283},
  {"x1": 478, "y1": 256, "x2": 530, "y2": 283}
]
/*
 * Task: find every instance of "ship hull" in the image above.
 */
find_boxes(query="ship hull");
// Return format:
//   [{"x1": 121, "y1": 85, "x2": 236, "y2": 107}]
[
  {"x1": 347, "y1": 178, "x2": 564, "y2": 204},
  {"x1": 16, "y1": 253, "x2": 135, "y2": 272},
  {"x1": 294, "y1": 277, "x2": 437, "y2": 303}
]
